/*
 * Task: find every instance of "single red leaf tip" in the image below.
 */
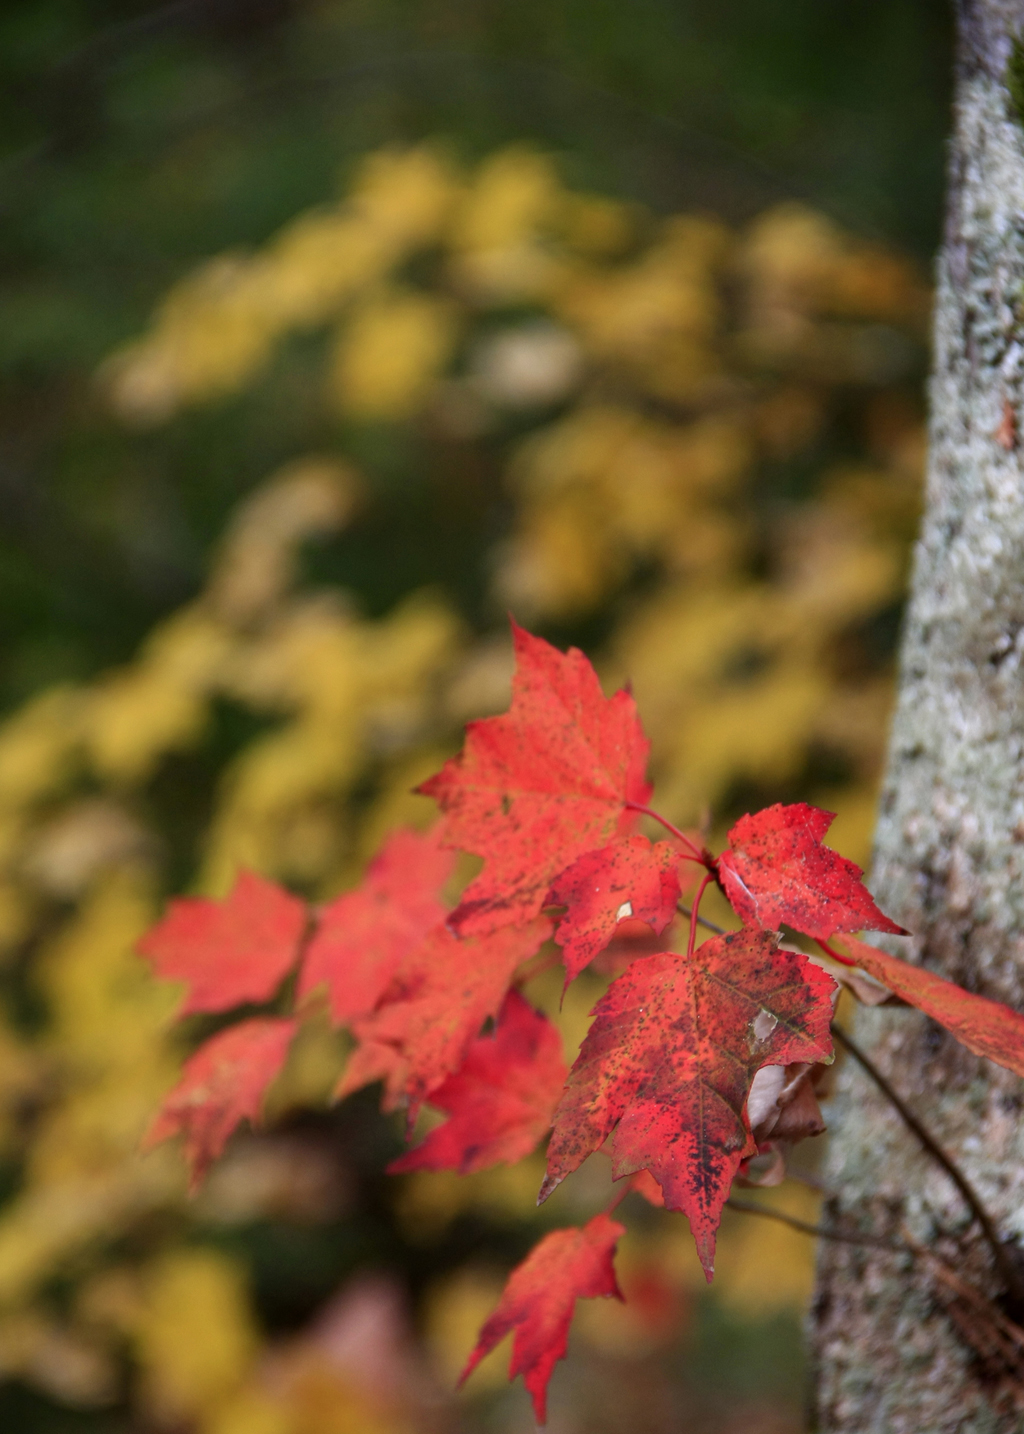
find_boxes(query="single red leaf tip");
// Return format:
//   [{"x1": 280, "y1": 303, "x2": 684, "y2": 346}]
[
  {"x1": 716, "y1": 802, "x2": 906, "y2": 942},
  {"x1": 417, "y1": 621, "x2": 653, "y2": 935},
  {"x1": 460, "y1": 1212, "x2": 625, "y2": 1424},
  {"x1": 138, "y1": 870, "x2": 307, "y2": 1015},
  {"x1": 541, "y1": 931, "x2": 835, "y2": 1279},
  {"x1": 831, "y1": 933, "x2": 1024, "y2": 1080},
  {"x1": 145, "y1": 1017, "x2": 297, "y2": 1192},
  {"x1": 387, "y1": 989, "x2": 567, "y2": 1175}
]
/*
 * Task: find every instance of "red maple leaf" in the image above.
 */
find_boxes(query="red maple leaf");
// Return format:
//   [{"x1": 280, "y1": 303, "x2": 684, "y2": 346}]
[
  {"x1": 138, "y1": 871, "x2": 307, "y2": 1015},
  {"x1": 540, "y1": 931, "x2": 835, "y2": 1277},
  {"x1": 547, "y1": 836, "x2": 681, "y2": 985},
  {"x1": 337, "y1": 916, "x2": 552, "y2": 1117},
  {"x1": 388, "y1": 990, "x2": 567, "y2": 1175},
  {"x1": 460, "y1": 1212, "x2": 624, "y2": 1424},
  {"x1": 830, "y1": 933, "x2": 1024, "y2": 1079},
  {"x1": 298, "y1": 826, "x2": 454, "y2": 1024},
  {"x1": 418, "y1": 622, "x2": 652, "y2": 935},
  {"x1": 146, "y1": 1017, "x2": 296, "y2": 1191},
  {"x1": 716, "y1": 802, "x2": 906, "y2": 942}
]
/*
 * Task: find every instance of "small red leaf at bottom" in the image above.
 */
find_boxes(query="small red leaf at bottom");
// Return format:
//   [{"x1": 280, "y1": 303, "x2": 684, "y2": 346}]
[
  {"x1": 146, "y1": 1017, "x2": 296, "y2": 1191},
  {"x1": 460, "y1": 1212, "x2": 624, "y2": 1424}
]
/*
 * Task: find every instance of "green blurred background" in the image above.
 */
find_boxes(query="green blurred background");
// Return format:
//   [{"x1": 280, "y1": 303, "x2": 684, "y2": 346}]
[{"x1": 0, "y1": 0, "x2": 949, "y2": 711}]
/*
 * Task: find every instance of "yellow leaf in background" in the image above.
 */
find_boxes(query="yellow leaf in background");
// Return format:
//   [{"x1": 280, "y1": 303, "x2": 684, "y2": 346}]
[
  {"x1": 134, "y1": 1248, "x2": 257, "y2": 1422},
  {"x1": 351, "y1": 748, "x2": 453, "y2": 873},
  {"x1": 712, "y1": 1186, "x2": 823, "y2": 1315},
  {"x1": 449, "y1": 149, "x2": 568, "y2": 303},
  {"x1": 394, "y1": 1158, "x2": 548, "y2": 1243},
  {"x1": 35, "y1": 872, "x2": 169, "y2": 1071},
  {"x1": 556, "y1": 215, "x2": 727, "y2": 362},
  {"x1": 452, "y1": 147, "x2": 561, "y2": 253},
  {"x1": 331, "y1": 291, "x2": 459, "y2": 419},
  {"x1": 739, "y1": 203, "x2": 852, "y2": 315},
  {"x1": 350, "y1": 144, "x2": 462, "y2": 249},
  {"x1": 263, "y1": 1013, "x2": 348, "y2": 1120},
  {"x1": 812, "y1": 785, "x2": 882, "y2": 869},
  {"x1": 85, "y1": 672, "x2": 208, "y2": 783},
  {"x1": 203, "y1": 1388, "x2": 294, "y2": 1434},
  {"x1": 261, "y1": 211, "x2": 393, "y2": 327},
  {"x1": 84, "y1": 607, "x2": 234, "y2": 783},
  {"x1": 812, "y1": 678, "x2": 895, "y2": 780},
  {"x1": 657, "y1": 663, "x2": 830, "y2": 822},
  {"x1": 558, "y1": 192, "x2": 638, "y2": 257},
  {"x1": 493, "y1": 496, "x2": 621, "y2": 618},
  {"x1": 0, "y1": 1158, "x2": 180, "y2": 1310},
  {"x1": 0, "y1": 687, "x2": 82, "y2": 812},
  {"x1": 199, "y1": 718, "x2": 360, "y2": 893},
  {"x1": 207, "y1": 457, "x2": 362, "y2": 625},
  {"x1": 275, "y1": 1355, "x2": 406, "y2": 1434}
]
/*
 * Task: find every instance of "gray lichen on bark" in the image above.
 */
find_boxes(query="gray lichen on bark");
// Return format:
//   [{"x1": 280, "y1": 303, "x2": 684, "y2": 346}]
[{"x1": 812, "y1": 5, "x2": 1024, "y2": 1431}]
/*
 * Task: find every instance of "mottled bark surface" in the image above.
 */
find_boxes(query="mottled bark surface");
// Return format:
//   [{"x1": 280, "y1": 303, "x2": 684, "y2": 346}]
[{"x1": 811, "y1": 5, "x2": 1024, "y2": 1431}]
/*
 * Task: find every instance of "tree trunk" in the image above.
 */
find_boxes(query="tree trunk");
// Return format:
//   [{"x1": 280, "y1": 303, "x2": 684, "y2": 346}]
[{"x1": 811, "y1": 4, "x2": 1024, "y2": 1430}]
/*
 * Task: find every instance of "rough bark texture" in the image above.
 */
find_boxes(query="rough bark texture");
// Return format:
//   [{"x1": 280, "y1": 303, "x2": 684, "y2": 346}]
[{"x1": 812, "y1": 5, "x2": 1024, "y2": 1431}]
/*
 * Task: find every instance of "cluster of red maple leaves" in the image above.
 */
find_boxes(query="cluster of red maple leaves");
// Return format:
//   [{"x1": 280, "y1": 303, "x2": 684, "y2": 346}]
[{"x1": 139, "y1": 623, "x2": 1024, "y2": 1424}]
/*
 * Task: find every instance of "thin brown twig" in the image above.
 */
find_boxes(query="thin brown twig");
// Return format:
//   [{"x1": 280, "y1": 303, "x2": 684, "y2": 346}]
[
  {"x1": 830, "y1": 1024, "x2": 1024, "y2": 1302},
  {"x1": 676, "y1": 901, "x2": 727, "y2": 936},
  {"x1": 728, "y1": 1198, "x2": 1024, "y2": 1375},
  {"x1": 724, "y1": 1196, "x2": 904, "y2": 1252}
]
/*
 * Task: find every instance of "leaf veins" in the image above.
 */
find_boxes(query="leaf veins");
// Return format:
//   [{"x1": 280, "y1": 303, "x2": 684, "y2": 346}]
[
  {"x1": 418, "y1": 622, "x2": 652, "y2": 934},
  {"x1": 540, "y1": 930, "x2": 835, "y2": 1277}
]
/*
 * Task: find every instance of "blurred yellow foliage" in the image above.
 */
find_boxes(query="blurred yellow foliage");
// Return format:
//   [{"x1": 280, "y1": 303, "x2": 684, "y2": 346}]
[{"x1": 0, "y1": 142, "x2": 927, "y2": 1426}]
